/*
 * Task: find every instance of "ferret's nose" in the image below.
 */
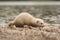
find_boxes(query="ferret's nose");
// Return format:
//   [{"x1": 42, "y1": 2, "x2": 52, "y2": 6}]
[
  {"x1": 40, "y1": 23, "x2": 43, "y2": 24},
  {"x1": 41, "y1": 23, "x2": 45, "y2": 27}
]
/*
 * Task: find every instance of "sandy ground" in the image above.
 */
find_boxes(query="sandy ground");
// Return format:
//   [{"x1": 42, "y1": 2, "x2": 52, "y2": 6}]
[{"x1": 0, "y1": 24, "x2": 60, "y2": 40}]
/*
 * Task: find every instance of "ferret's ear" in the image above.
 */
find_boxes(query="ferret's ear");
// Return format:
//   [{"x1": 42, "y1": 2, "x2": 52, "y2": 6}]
[{"x1": 36, "y1": 20, "x2": 39, "y2": 23}]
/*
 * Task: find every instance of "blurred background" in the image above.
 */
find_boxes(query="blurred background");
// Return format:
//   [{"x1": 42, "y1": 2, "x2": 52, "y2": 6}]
[
  {"x1": 0, "y1": 5, "x2": 60, "y2": 24},
  {"x1": 0, "y1": 0, "x2": 60, "y2": 1},
  {"x1": 0, "y1": 1, "x2": 60, "y2": 27}
]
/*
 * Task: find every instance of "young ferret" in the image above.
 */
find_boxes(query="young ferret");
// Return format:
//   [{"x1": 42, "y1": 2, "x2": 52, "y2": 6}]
[{"x1": 8, "y1": 12, "x2": 45, "y2": 27}]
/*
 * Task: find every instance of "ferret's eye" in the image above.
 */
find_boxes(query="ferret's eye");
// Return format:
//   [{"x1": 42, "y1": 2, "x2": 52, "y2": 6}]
[{"x1": 37, "y1": 21, "x2": 39, "y2": 23}]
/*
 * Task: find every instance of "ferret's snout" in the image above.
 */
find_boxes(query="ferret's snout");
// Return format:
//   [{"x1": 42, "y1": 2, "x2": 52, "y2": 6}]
[{"x1": 41, "y1": 23, "x2": 45, "y2": 27}]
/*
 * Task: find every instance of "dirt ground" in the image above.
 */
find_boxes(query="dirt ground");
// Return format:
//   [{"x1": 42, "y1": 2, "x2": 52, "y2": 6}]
[{"x1": 0, "y1": 24, "x2": 60, "y2": 40}]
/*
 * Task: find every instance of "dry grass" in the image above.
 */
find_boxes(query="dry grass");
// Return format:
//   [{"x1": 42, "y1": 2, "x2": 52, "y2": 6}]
[{"x1": 0, "y1": 24, "x2": 60, "y2": 40}]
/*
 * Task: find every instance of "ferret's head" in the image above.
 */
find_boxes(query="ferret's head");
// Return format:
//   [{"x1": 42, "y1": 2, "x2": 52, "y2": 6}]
[{"x1": 35, "y1": 18, "x2": 45, "y2": 27}]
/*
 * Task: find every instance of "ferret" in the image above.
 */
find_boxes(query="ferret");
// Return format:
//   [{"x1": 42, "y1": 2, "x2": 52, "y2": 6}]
[{"x1": 8, "y1": 12, "x2": 44, "y2": 27}]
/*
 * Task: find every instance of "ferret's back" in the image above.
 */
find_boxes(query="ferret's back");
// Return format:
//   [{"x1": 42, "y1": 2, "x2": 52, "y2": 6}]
[{"x1": 17, "y1": 12, "x2": 34, "y2": 18}]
